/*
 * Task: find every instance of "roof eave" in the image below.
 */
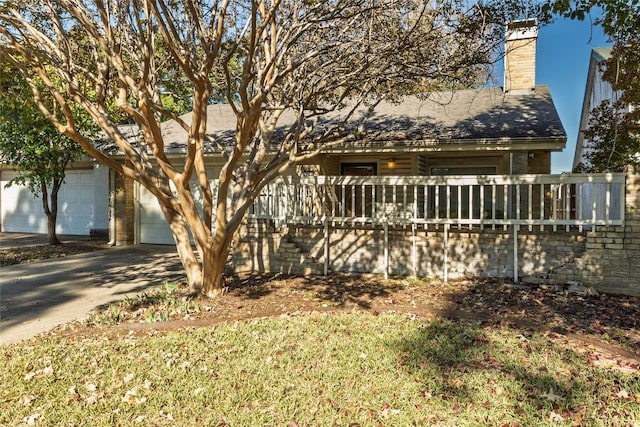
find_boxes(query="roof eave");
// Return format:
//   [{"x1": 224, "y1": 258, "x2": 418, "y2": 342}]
[
  {"x1": 320, "y1": 136, "x2": 567, "y2": 154},
  {"x1": 102, "y1": 136, "x2": 567, "y2": 158}
]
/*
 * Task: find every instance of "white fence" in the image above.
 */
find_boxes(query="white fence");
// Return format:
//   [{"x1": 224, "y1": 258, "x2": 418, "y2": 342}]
[
  {"x1": 250, "y1": 173, "x2": 626, "y2": 230},
  {"x1": 246, "y1": 173, "x2": 626, "y2": 280}
]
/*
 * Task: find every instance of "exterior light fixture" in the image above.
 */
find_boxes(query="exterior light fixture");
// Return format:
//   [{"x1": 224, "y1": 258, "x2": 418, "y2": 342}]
[{"x1": 387, "y1": 158, "x2": 396, "y2": 169}]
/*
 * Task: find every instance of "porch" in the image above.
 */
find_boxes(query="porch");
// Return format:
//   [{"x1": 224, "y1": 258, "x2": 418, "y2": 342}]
[
  {"x1": 235, "y1": 173, "x2": 629, "y2": 288},
  {"x1": 250, "y1": 173, "x2": 625, "y2": 230}
]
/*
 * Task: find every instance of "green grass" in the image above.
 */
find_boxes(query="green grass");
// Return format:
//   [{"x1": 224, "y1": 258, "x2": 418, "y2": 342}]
[
  {"x1": 2, "y1": 313, "x2": 639, "y2": 426},
  {"x1": 84, "y1": 282, "x2": 201, "y2": 326}
]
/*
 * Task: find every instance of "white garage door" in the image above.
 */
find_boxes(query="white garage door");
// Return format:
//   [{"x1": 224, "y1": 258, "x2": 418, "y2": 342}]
[
  {"x1": 138, "y1": 180, "x2": 209, "y2": 245},
  {"x1": 1, "y1": 170, "x2": 98, "y2": 235},
  {"x1": 138, "y1": 184, "x2": 175, "y2": 245}
]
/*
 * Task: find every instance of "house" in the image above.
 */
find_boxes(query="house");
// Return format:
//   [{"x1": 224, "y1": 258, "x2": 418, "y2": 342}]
[
  {"x1": 2, "y1": 21, "x2": 637, "y2": 295},
  {"x1": 129, "y1": 19, "x2": 615, "y2": 287},
  {"x1": 0, "y1": 160, "x2": 109, "y2": 237},
  {"x1": 1, "y1": 19, "x2": 564, "y2": 242},
  {"x1": 132, "y1": 19, "x2": 566, "y2": 244},
  {"x1": 573, "y1": 47, "x2": 618, "y2": 171}
]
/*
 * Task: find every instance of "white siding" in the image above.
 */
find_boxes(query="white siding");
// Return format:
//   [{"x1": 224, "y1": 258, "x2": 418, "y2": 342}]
[
  {"x1": 574, "y1": 49, "x2": 623, "y2": 170},
  {"x1": 0, "y1": 167, "x2": 108, "y2": 235},
  {"x1": 137, "y1": 167, "x2": 217, "y2": 245},
  {"x1": 138, "y1": 183, "x2": 175, "y2": 245}
]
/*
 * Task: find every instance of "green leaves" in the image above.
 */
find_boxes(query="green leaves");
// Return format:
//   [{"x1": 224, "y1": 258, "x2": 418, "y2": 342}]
[
  {"x1": 579, "y1": 99, "x2": 640, "y2": 172},
  {"x1": 551, "y1": 0, "x2": 640, "y2": 171},
  {"x1": 0, "y1": 60, "x2": 84, "y2": 196}
]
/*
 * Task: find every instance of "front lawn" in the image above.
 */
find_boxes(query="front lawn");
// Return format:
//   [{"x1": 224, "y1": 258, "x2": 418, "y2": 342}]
[{"x1": 2, "y1": 312, "x2": 638, "y2": 426}]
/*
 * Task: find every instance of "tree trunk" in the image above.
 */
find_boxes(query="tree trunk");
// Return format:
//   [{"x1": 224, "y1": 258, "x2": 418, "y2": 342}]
[
  {"x1": 163, "y1": 206, "x2": 203, "y2": 294},
  {"x1": 200, "y1": 242, "x2": 230, "y2": 298},
  {"x1": 46, "y1": 213, "x2": 60, "y2": 245},
  {"x1": 41, "y1": 180, "x2": 61, "y2": 245},
  {"x1": 157, "y1": 178, "x2": 237, "y2": 298}
]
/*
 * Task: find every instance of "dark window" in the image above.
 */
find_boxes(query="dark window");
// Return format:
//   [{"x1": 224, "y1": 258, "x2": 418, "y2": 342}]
[{"x1": 341, "y1": 163, "x2": 377, "y2": 176}]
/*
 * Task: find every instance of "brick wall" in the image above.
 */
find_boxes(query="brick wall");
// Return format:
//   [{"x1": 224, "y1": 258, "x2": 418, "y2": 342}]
[
  {"x1": 539, "y1": 168, "x2": 640, "y2": 295},
  {"x1": 113, "y1": 170, "x2": 135, "y2": 245},
  {"x1": 504, "y1": 36, "x2": 536, "y2": 92},
  {"x1": 510, "y1": 152, "x2": 550, "y2": 174},
  {"x1": 511, "y1": 153, "x2": 528, "y2": 174},
  {"x1": 528, "y1": 151, "x2": 551, "y2": 174},
  {"x1": 234, "y1": 221, "x2": 585, "y2": 281},
  {"x1": 232, "y1": 169, "x2": 640, "y2": 296}
]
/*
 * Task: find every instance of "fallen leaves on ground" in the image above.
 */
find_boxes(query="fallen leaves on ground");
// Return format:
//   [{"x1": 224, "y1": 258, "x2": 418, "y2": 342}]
[
  {"x1": 8, "y1": 238, "x2": 639, "y2": 369},
  {"x1": 0, "y1": 240, "x2": 109, "y2": 266},
  {"x1": 40, "y1": 273, "x2": 639, "y2": 373}
]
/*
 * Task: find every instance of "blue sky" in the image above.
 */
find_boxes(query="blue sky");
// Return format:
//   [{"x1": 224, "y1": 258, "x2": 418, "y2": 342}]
[{"x1": 536, "y1": 16, "x2": 610, "y2": 173}]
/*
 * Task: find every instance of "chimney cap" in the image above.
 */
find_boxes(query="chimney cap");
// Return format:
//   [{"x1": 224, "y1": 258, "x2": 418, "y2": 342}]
[{"x1": 506, "y1": 18, "x2": 538, "y2": 41}]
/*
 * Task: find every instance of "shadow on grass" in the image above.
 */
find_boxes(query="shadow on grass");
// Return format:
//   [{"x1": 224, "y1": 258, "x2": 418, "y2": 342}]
[
  {"x1": 216, "y1": 269, "x2": 640, "y2": 359},
  {"x1": 89, "y1": 264, "x2": 640, "y2": 368},
  {"x1": 390, "y1": 318, "x2": 628, "y2": 424}
]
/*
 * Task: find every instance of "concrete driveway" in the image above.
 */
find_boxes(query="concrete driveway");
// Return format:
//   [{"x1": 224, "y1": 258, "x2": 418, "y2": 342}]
[{"x1": 0, "y1": 237, "x2": 186, "y2": 345}]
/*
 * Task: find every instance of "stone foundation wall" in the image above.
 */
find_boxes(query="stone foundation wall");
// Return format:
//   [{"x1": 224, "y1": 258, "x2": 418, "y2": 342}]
[
  {"x1": 232, "y1": 170, "x2": 640, "y2": 296},
  {"x1": 233, "y1": 221, "x2": 586, "y2": 285},
  {"x1": 539, "y1": 170, "x2": 640, "y2": 295}
]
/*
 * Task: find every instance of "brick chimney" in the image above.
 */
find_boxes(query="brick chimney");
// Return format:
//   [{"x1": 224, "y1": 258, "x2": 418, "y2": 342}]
[{"x1": 504, "y1": 19, "x2": 538, "y2": 93}]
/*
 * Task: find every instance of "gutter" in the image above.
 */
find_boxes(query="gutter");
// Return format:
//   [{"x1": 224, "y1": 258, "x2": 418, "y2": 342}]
[
  {"x1": 319, "y1": 136, "x2": 568, "y2": 154},
  {"x1": 99, "y1": 135, "x2": 568, "y2": 158}
]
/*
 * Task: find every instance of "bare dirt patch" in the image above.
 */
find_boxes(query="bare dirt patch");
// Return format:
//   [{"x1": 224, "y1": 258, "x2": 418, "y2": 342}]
[
  {"x1": 51, "y1": 273, "x2": 640, "y2": 371},
  {"x1": 9, "y1": 241, "x2": 640, "y2": 369},
  {"x1": 0, "y1": 240, "x2": 110, "y2": 266}
]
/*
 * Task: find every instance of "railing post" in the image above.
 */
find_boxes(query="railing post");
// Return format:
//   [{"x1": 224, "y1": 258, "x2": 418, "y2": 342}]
[
  {"x1": 412, "y1": 222, "x2": 417, "y2": 277},
  {"x1": 620, "y1": 176, "x2": 626, "y2": 221},
  {"x1": 323, "y1": 217, "x2": 329, "y2": 276},
  {"x1": 384, "y1": 221, "x2": 389, "y2": 280},
  {"x1": 513, "y1": 224, "x2": 519, "y2": 283},
  {"x1": 443, "y1": 224, "x2": 449, "y2": 283}
]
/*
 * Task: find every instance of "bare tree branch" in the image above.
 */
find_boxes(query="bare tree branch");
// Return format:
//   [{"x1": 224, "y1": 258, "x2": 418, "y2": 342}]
[{"x1": 1, "y1": 0, "x2": 543, "y2": 296}]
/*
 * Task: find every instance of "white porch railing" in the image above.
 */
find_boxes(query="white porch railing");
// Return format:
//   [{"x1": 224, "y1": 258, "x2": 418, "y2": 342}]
[
  {"x1": 250, "y1": 173, "x2": 626, "y2": 230},
  {"x1": 247, "y1": 173, "x2": 626, "y2": 281}
]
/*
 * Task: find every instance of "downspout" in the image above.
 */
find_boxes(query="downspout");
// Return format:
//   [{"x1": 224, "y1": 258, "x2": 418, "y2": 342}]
[{"x1": 108, "y1": 169, "x2": 116, "y2": 246}]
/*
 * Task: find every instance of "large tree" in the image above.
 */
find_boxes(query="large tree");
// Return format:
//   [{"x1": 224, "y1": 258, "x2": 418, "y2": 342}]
[
  {"x1": 0, "y1": 0, "x2": 543, "y2": 297},
  {"x1": 0, "y1": 60, "x2": 86, "y2": 245},
  {"x1": 551, "y1": 0, "x2": 640, "y2": 172}
]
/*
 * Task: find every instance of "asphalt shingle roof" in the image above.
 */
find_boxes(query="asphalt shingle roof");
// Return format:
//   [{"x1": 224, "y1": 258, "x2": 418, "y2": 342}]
[
  {"x1": 124, "y1": 84, "x2": 566, "y2": 153},
  {"x1": 344, "y1": 85, "x2": 566, "y2": 144}
]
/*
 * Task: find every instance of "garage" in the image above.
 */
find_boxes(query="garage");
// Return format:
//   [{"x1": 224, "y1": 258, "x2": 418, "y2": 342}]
[
  {"x1": 0, "y1": 166, "x2": 109, "y2": 236},
  {"x1": 138, "y1": 178, "x2": 210, "y2": 245},
  {"x1": 138, "y1": 184, "x2": 176, "y2": 245}
]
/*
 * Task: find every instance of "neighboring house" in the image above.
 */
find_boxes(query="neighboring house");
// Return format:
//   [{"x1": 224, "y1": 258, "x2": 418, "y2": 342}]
[
  {"x1": 573, "y1": 47, "x2": 619, "y2": 171},
  {"x1": 0, "y1": 161, "x2": 109, "y2": 236},
  {"x1": 572, "y1": 47, "x2": 630, "y2": 221}
]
